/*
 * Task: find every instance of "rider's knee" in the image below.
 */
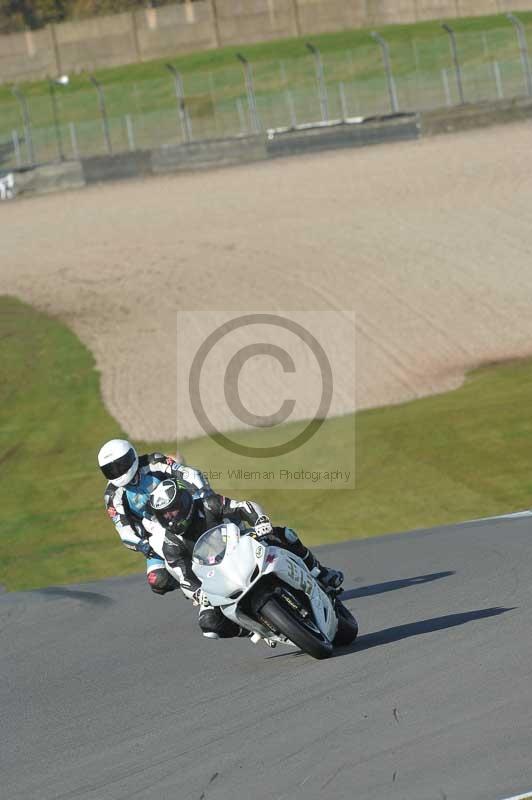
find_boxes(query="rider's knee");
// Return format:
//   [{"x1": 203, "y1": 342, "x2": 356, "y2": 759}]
[
  {"x1": 272, "y1": 525, "x2": 299, "y2": 544},
  {"x1": 147, "y1": 568, "x2": 177, "y2": 595},
  {"x1": 283, "y1": 527, "x2": 299, "y2": 544}
]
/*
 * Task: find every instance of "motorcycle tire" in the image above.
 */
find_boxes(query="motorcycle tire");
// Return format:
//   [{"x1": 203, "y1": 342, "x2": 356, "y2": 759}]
[
  {"x1": 261, "y1": 597, "x2": 333, "y2": 660},
  {"x1": 333, "y1": 600, "x2": 358, "y2": 646}
]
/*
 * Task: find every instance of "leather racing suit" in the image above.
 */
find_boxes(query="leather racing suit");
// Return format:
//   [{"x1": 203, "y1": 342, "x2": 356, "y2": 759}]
[
  {"x1": 161, "y1": 481, "x2": 324, "y2": 639},
  {"x1": 104, "y1": 453, "x2": 211, "y2": 595}
]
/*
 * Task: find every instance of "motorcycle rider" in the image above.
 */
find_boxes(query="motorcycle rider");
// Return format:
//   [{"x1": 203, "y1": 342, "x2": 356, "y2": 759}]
[
  {"x1": 148, "y1": 476, "x2": 344, "y2": 640},
  {"x1": 98, "y1": 439, "x2": 212, "y2": 596}
]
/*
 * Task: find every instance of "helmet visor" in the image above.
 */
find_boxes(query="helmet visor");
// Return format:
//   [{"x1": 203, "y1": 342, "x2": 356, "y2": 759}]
[{"x1": 101, "y1": 448, "x2": 137, "y2": 481}]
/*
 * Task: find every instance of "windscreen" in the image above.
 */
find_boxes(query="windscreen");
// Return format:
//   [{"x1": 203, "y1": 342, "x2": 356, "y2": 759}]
[{"x1": 193, "y1": 527, "x2": 227, "y2": 566}]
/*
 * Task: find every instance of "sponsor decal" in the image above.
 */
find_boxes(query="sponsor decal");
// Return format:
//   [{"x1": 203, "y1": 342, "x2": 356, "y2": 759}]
[
  {"x1": 266, "y1": 554, "x2": 276, "y2": 564},
  {"x1": 207, "y1": 569, "x2": 215, "y2": 578},
  {"x1": 107, "y1": 506, "x2": 118, "y2": 519},
  {"x1": 287, "y1": 559, "x2": 313, "y2": 595},
  {"x1": 166, "y1": 457, "x2": 174, "y2": 465},
  {"x1": 255, "y1": 545, "x2": 264, "y2": 558}
]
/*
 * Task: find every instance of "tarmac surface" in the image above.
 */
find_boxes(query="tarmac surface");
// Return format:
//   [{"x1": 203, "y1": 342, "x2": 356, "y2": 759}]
[{"x1": 2, "y1": 515, "x2": 532, "y2": 800}]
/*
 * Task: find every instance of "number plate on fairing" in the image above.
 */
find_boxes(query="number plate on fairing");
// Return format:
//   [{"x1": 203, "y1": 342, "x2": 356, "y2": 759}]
[{"x1": 286, "y1": 559, "x2": 314, "y2": 596}]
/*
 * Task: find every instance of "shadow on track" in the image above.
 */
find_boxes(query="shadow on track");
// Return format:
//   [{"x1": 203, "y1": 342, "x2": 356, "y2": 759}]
[
  {"x1": 267, "y1": 606, "x2": 514, "y2": 660},
  {"x1": 335, "y1": 606, "x2": 515, "y2": 657},
  {"x1": 35, "y1": 587, "x2": 114, "y2": 605},
  {"x1": 341, "y1": 571, "x2": 454, "y2": 601}
]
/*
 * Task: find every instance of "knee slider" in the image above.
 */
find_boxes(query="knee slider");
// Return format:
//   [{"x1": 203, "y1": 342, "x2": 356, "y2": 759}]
[
  {"x1": 147, "y1": 569, "x2": 175, "y2": 595},
  {"x1": 284, "y1": 527, "x2": 299, "y2": 544}
]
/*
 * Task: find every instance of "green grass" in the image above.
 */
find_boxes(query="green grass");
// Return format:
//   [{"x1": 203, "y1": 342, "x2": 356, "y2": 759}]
[
  {"x1": 2, "y1": 295, "x2": 532, "y2": 592},
  {"x1": 4, "y1": 11, "x2": 532, "y2": 99},
  {"x1": 3, "y1": 11, "x2": 532, "y2": 162}
]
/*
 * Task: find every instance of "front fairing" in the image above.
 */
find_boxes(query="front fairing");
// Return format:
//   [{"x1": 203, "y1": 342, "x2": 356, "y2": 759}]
[{"x1": 193, "y1": 525, "x2": 265, "y2": 606}]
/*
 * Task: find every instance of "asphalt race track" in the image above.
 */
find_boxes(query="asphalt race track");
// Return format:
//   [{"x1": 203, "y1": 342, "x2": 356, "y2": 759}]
[{"x1": 2, "y1": 516, "x2": 532, "y2": 800}]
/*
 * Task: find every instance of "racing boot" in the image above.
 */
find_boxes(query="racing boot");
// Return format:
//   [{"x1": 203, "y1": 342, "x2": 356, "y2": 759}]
[
  {"x1": 198, "y1": 596, "x2": 241, "y2": 639},
  {"x1": 302, "y1": 549, "x2": 344, "y2": 589},
  {"x1": 311, "y1": 563, "x2": 344, "y2": 590}
]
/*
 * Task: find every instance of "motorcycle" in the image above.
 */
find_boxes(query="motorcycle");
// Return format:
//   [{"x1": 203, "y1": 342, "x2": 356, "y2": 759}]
[{"x1": 191, "y1": 522, "x2": 358, "y2": 659}]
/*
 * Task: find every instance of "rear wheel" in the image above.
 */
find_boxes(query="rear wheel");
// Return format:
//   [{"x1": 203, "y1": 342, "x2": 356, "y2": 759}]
[
  {"x1": 333, "y1": 601, "x2": 358, "y2": 646},
  {"x1": 261, "y1": 597, "x2": 333, "y2": 660}
]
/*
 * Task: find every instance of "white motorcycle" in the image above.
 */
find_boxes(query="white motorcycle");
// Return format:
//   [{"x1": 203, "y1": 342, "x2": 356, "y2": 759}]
[{"x1": 191, "y1": 522, "x2": 358, "y2": 659}]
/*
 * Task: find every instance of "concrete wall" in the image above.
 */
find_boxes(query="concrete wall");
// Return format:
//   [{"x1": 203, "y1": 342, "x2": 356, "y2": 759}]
[
  {"x1": 0, "y1": 27, "x2": 58, "y2": 83},
  {"x1": 214, "y1": 0, "x2": 300, "y2": 45},
  {"x1": 134, "y1": 3, "x2": 218, "y2": 61},
  {"x1": 4, "y1": 0, "x2": 532, "y2": 84},
  {"x1": 55, "y1": 13, "x2": 139, "y2": 73}
]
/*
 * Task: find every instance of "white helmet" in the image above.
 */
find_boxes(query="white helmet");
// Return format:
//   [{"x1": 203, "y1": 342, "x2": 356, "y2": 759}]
[{"x1": 98, "y1": 439, "x2": 139, "y2": 487}]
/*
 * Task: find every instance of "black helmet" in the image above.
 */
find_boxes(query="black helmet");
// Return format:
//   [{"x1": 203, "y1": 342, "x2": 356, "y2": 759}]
[{"x1": 149, "y1": 478, "x2": 196, "y2": 535}]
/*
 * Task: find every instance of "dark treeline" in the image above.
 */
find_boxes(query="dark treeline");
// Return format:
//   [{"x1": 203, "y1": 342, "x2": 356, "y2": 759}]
[{"x1": 0, "y1": 0, "x2": 202, "y2": 33}]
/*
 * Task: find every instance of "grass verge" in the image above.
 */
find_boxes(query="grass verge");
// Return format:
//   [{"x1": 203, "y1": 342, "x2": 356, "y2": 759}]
[
  {"x1": 4, "y1": 11, "x2": 532, "y2": 100},
  {"x1": 3, "y1": 11, "x2": 532, "y2": 160},
  {"x1": 1, "y1": 295, "x2": 532, "y2": 592}
]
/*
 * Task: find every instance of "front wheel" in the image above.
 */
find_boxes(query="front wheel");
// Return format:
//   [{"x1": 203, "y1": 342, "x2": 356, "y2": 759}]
[
  {"x1": 333, "y1": 600, "x2": 358, "y2": 646},
  {"x1": 261, "y1": 598, "x2": 333, "y2": 660}
]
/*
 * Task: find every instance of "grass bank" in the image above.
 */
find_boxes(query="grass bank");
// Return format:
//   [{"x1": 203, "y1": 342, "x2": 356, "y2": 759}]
[
  {"x1": 3, "y1": 12, "x2": 532, "y2": 100},
  {"x1": 1, "y1": 295, "x2": 531, "y2": 592}
]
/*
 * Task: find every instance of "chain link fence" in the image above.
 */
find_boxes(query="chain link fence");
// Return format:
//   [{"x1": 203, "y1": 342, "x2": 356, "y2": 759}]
[{"x1": 3, "y1": 20, "x2": 532, "y2": 170}]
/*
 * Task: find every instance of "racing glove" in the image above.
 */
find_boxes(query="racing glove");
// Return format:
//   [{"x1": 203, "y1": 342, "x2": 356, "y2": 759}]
[
  {"x1": 191, "y1": 588, "x2": 202, "y2": 606},
  {"x1": 254, "y1": 515, "x2": 273, "y2": 539},
  {"x1": 135, "y1": 539, "x2": 153, "y2": 556}
]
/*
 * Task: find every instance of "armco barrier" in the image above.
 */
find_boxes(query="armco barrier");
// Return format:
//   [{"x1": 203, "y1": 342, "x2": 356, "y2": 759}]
[
  {"x1": 9, "y1": 160, "x2": 84, "y2": 197},
  {"x1": 82, "y1": 150, "x2": 152, "y2": 183},
  {"x1": 151, "y1": 135, "x2": 267, "y2": 173},
  {"x1": 419, "y1": 96, "x2": 532, "y2": 136},
  {"x1": 3, "y1": 97, "x2": 532, "y2": 200},
  {"x1": 266, "y1": 114, "x2": 420, "y2": 158}
]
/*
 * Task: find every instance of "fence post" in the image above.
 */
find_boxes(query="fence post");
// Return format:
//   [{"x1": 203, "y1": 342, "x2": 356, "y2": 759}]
[
  {"x1": 125, "y1": 114, "x2": 136, "y2": 151},
  {"x1": 208, "y1": 71, "x2": 220, "y2": 136},
  {"x1": 236, "y1": 98, "x2": 247, "y2": 134},
  {"x1": 11, "y1": 86, "x2": 35, "y2": 166},
  {"x1": 492, "y1": 61, "x2": 503, "y2": 99},
  {"x1": 305, "y1": 41, "x2": 329, "y2": 121},
  {"x1": 49, "y1": 24, "x2": 62, "y2": 78},
  {"x1": 48, "y1": 76, "x2": 69, "y2": 162},
  {"x1": 69, "y1": 122, "x2": 79, "y2": 159},
  {"x1": 130, "y1": 10, "x2": 142, "y2": 63},
  {"x1": 166, "y1": 64, "x2": 193, "y2": 143},
  {"x1": 441, "y1": 68, "x2": 452, "y2": 106},
  {"x1": 11, "y1": 130, "x2": 21, "y2": 167},
  {"x1": 89, "y1": 75, "x2": 112, "y2": 155},
  {"x1": 371, "y1": 32, "x2": 399, "y2": 114},
  {"x1": 292, "y1": 0, "x2": 301, "y2": 37},
  {"x1": 236, "y1": 53, "x2": 260, "y2": 134},
  {"x1": 506, "y1": 13, "x2": 532, "y2": 98},
  {"x1": 339, "y1": 82, "x2": 348, "y2": 120},
  {"x1": 285, "y1": 89, "x2": 297, "y2": 127},
  {"x1": 210, "y1": 0, "x2": 221, "y2": 48},
  {"x1": 441, "y1": 23, "x2": 465, "y2": 105}
]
